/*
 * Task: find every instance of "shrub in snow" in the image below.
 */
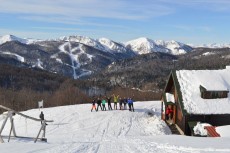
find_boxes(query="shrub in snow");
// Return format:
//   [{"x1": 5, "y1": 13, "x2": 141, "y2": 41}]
[{"x1": 193, "y1": 122, "x2": 211, "y2": 136}]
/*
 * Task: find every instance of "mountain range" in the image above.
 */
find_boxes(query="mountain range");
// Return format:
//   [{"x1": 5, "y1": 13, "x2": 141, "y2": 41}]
[
  {"x1": 0, "y1": 34, "x2": 229, "y2": 80},
  {"x1": 0, "y1": 34, "x2": 193, "y2": 78}
]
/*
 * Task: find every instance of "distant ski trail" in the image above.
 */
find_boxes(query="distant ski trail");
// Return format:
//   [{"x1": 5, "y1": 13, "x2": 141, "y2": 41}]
[{"x1": 56, "y1": 42, "x2": 93, "y2": 79}]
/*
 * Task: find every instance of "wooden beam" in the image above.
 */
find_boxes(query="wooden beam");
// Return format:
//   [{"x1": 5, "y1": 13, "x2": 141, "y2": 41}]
[
  {"x1": 9, "y1": 112, "x2": 17, "y2": 137},
  {"x1": 0, "y1": 105, "x2": 53, "y2": 143},
  {"x1": 34, "y1": 122, "x2": 46, "y2": 143},
  {"x1": 0, "y1": 105, "x2": 53, "y2": 123}
]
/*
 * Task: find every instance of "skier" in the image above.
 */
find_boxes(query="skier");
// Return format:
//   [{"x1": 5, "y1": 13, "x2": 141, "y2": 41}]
[
  {"x1": 107, "y1": 96, "x2": 113, "y2": 110},
  {"x1": 113, "y1": 94, "x2": 119, "y2": 110},
  {"x1": 119, "y1": 97, "x2": 123, "y2": 110},
  {"x1": 91, "y1": 98, "x2": 96, "y2": 112},
  {"x1": 102, "y1": 97, "x2": 107, "y2": 111},
  {"x1": 128, "y1": 98, "x2": 134, "y2": 112},
  {"x1": 123, "y1": 97, "x2": 127, "y2": 110},
  {"x1": 96, "y1": 97, "x2": 102, "y2": 111}
]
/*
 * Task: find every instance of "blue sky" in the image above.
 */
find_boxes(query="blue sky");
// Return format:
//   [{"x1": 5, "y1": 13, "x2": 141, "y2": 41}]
[{"x1": 0, "y1": 0, "x2": 230, "y2": 44}]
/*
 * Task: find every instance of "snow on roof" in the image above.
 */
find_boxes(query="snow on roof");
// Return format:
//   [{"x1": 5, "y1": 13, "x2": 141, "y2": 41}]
[
  {"x1": 216, "y1": 125, "x2": 230, "y2": 137},
  {"x1": 165, "y1": 93, "x2": 175, "y2": 103},
  {"x1": 176, "y1": 68, "x2": 230, "y2": 114}
]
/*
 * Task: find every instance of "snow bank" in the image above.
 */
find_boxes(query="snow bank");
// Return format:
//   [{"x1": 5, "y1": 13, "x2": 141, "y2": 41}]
[
  {"x1": 0, "y1": 52, "x2": 25, "y2": 62},
  {"x1": 193, "y1": 122, "x2": 211, "y2": 136},
  {"x1": 216, "y1": 125, "x2": 230, "y2": 137}
]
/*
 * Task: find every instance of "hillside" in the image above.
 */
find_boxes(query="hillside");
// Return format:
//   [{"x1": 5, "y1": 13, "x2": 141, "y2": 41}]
[
  {"x1": 0, "y1": 64, "x2": 91, "y2": 112},
  {"x1": 89, "y1": 48, "x2": 230, "y2": 95},
  {"x1": 0, "y1": 101, "x2": 229, "y2": 153}
]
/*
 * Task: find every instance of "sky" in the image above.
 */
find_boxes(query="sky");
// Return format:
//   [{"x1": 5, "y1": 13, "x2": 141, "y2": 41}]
[{"x1": 0, "y1": 0, "x2": 230, "y2": 45}]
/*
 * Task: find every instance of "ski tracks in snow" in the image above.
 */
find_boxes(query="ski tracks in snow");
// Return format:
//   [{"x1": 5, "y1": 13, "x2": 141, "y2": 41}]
[{"x1": 2, "y1": 102, "x2": 230, "y2": 153}]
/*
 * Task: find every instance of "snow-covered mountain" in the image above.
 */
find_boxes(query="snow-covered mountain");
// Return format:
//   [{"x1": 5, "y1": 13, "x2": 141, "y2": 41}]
[
  {"x1": 0, "y1": 34, "x2": 38, "y2": 45},
  {"x1": 195, "y1": 43, "x2": 230, "y2": 48},
  {"x1": 1, "y1": 35, "x2": 193, "y2": 55},
  {"x1": 98, "y1": 38, "x2": 129, "y2": 53},
  {"x1": 0, "y1": 35, "x2": 28, "y2": 45},
  {"x1": 125, "y1": 37, "x2": 169, "y2": 54},
  {"x1": 0, "y1": 34, "x2": 193, "y2": 56},
  {"x1": 59, "y1": 35, "x2": 135, "y2": 55},
  {"x1": 155, "y1": 40, "x2": 193, "y2": 55},
  {"x1": 59, "y1": 35, "x2": 106, "y2": 52},
  {"x1": 125, "y1": 37, "x2": 193, "y2": 55},
  {"x1": 3, "y1": 34, "x2": 230, "y2": 80},
  {"x1": 0, "y1": 35, "x2": 136, "y2": 79}
]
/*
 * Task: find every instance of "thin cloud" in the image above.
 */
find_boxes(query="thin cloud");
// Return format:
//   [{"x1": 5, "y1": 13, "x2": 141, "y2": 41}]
[
  {"x1": 0, "y1": 0, "x2": 173, "y2": 23},
  {"x1": 173, "y1": 25, "x2": 212, "y2": 32},
  {"x1": 157, "y1": 0, "x2": 230, "y2": 12}
]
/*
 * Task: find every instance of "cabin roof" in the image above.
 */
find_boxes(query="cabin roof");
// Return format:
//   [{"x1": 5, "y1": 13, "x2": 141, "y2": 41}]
[{"x1": 176, "y1": 68, "x2": 230, "y2": 114}]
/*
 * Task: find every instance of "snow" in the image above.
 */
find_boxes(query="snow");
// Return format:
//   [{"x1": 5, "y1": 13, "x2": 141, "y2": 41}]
[
  {"x1": 0, "y1": 52, "x2": 25, "y2": 62},
  {"x1": 125, "y1": 37, "x2": 169, "y2": 54},
  {"x1": 202, "y1": 52, "x2": 215, "y2": 56},
  {"x1": 98, "y1": 38, "x2": 127, "y2": 53},
  {"x1": 216, "y1": 125, "x2": 230, "y2": 137},
  {"x1": 125, "y1": 38, "x2": 192, "y2": 55},
  {"x1": 195, "y1": 43, "x2": 230, "y2": 48},
  {"x1": 58, "y1": 42, "x2": 94, "y2": 79},
  {"x1": 155, "y1": 40, "x2": 190, "y2": 55},
  {"x1": 193, "y1": 122, "x2": 211, "y2": 136},
  {"x1": 0, "y1": 35, "x2": 27, "y2": 45},
  {"x1": 0, "y1": 35, "x2": 40, "y2": 45},
  {"x1": 1, "y1": 101, "x2": 230, "y2": 153},
  {"x1": 36, "y1": 59, "x2": 44, "y2": 69},
  {"x1": 176, "y1": 68, "x2": 230, "y2": 114},
  {"x1": 165, "y1": 93, "x2": 175, "y2": 103},
  {"x1": 60, "y1": 35, "x2": 107, "y2": 52}
]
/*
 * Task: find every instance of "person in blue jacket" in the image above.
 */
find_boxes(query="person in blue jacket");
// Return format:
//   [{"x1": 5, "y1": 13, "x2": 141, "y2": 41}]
[{"x1": 127, "y1": 98, "x2": 134, "y2": 112}]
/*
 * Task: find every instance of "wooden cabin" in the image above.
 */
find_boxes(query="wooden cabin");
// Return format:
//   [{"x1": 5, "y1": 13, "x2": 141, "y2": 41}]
[{"x1": 161, "y1": 67, "x2": 230, "y2": 135}]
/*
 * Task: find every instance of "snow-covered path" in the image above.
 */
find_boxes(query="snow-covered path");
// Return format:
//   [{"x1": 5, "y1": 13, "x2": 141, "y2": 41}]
[{"x1": 0, "y1": 101, "x2": 230, "y2": 153}]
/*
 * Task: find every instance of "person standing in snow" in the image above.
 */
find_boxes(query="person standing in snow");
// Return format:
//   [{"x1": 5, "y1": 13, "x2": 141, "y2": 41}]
[
  {"x1": 96, "y1": 97, "x2": 102, "y2": 111},
  {"x1": 128, "y1": 98, "x2": 134, "y2": 112},
  {"x1": 119, "y1": 97, "x2": 123, "y2": 110},
  {"x1": 113, "y1": 94, "x2": 119, "y2": 110},
  {"x1": 102, "y1": 97, "x2": 107, "y2": 111},
  {"x1": 166, "y1": 106, "x2": 173, "y2": 120},
  {"x1": 91, "y1": 98, "x2": 97, "y2": 112},
  {"x1": 107, "y1": 96, "x2": 113, "y2": 110},
  {"x1": 123, "y1": 97, "x2": 127, "y2": 110},
  {"x1": 39, "y1": 111, "x2": 44, "y2": 124}
]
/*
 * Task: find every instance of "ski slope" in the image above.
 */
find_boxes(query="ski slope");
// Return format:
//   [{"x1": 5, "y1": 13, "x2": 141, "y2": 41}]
[{"x1": 0, "y1": 101, "x2": 230, "y2": 153}]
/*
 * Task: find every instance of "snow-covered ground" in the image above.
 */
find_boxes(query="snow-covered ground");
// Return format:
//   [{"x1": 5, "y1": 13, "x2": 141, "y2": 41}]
[{"x1": 0, "y1": 101, "x2": 230, "y2": 153}]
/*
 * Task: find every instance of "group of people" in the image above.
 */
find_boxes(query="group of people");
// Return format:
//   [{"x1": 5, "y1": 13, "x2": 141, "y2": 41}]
[{"x1": 91, "y1": 94, "x2": 135, "y2": 112}]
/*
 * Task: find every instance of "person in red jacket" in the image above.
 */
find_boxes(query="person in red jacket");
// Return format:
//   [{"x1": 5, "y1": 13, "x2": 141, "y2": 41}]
[{"x1": 166, "y1": 106, "x2": 173, "y2": 120}]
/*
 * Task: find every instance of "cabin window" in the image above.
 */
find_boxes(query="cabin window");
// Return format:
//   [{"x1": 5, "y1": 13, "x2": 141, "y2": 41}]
[{"x1": 200, "y1": 85, "x2": 229, "y2": 99}]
